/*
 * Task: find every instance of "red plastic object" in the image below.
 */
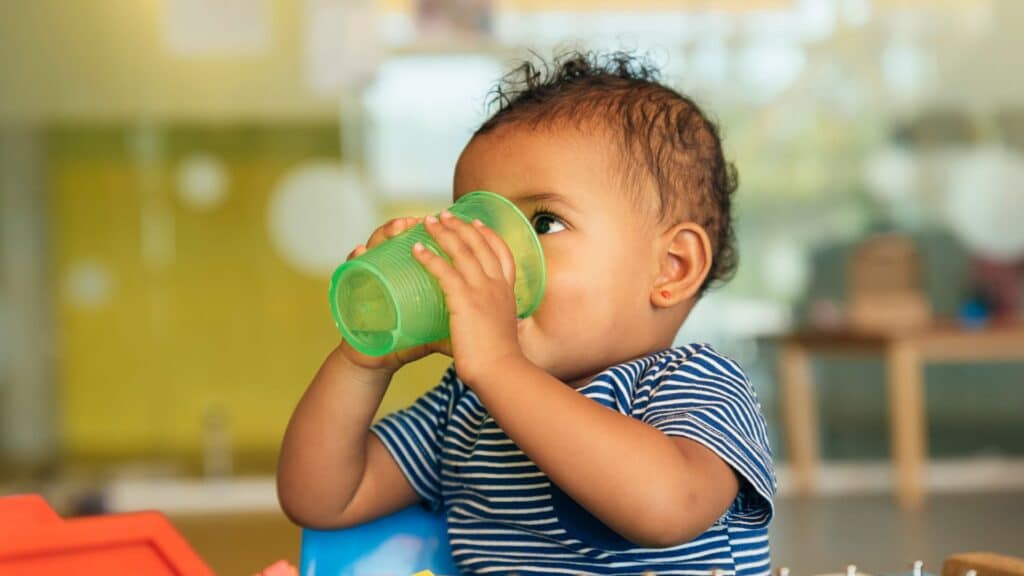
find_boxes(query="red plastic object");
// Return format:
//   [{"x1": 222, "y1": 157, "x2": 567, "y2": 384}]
[{"x1": 0, "y1": 493, "x2": 213, "y2": 575}]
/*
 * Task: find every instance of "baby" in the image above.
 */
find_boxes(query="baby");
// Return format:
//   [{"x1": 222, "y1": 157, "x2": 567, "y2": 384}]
[{"x1": 278, "y1": 51, "x2": 776, "y2": 576}]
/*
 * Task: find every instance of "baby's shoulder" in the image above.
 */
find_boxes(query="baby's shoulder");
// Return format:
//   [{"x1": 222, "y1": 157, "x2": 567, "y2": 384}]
[
  {"x1": 631, "y1": 343, "x2": 757, "y2": 405},
  {"x1": 579, "y1": 344, "x2": 752, "y2": 414},
  {"x1": 641, "y1": 343, "x2": 748, "y2": 382}
]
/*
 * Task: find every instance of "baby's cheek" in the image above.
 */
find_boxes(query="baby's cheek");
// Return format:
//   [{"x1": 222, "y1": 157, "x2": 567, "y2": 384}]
[{"x1": 547, "y1": 272, "x2": 615, "y2": 326}]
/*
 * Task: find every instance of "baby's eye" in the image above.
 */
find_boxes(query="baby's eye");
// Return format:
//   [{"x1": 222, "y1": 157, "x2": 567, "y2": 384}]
[{"x1": 531, "y1": 213, "x2": 567, "y2": 235}]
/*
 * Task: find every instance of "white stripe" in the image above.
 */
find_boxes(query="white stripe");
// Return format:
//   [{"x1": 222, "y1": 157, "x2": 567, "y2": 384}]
[
  {"x1": 447, "y1": 498, "x2": 553, "y2": 516},
  {"x1": 476, "y1": 437, "x2": 515, "y2": 446},
  {"x1": 476, "y1": 566, "x2": 598, "y2": 575},
  {"x1": 457, "y1": 470, "x2": 546, "y2": 479},
  {"x1": 448, "y1": 527, "x2": 564, "y2": 537},
  {"x1": 466, "y1": 493, "x2": 551, "y2": 503},
  {"x1": 464, "y1": 553, "x2": 737, "y2": 570},
  {"x1": 440, "y1": 457, "x2": 535, "y2": 469},
  {"x1": 736, "y1": 556, "x2": 772, "y2": 571},
  {"x1": 442, "y1": 480, "x2": 549, "y2": 491},
  {"x1": 729, "y1": 534, "x2": 770, "y2": 545},
  {"x1": 733, "y1": 545, "x2": 771, "y2": 558}
]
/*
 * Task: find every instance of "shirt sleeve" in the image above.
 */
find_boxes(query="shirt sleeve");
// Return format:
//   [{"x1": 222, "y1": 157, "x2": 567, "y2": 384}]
[
  {"x1": 641, "y1": 347, "x2": 776, "y2": 528},
  {"x1": 370, "y1": 366, "x2": 459, "y2": 511}
]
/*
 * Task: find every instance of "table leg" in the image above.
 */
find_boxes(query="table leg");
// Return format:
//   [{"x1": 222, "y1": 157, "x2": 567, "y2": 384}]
[
  {"x1": 887, "y1": 341, "x2": 926, "y2": 511},
  {"x1": 779, "y1": 343, "x2": 819, "y2": 497}
]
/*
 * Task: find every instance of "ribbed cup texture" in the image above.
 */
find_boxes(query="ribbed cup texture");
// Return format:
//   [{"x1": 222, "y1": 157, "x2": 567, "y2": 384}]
[{"x1": 331, "y1": 191, "x2": 545, "y2": 356}]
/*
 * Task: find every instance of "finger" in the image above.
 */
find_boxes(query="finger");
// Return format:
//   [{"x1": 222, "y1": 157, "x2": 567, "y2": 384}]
[
  {"x1": 426, "y1": 338, "x2": 452, "y2": 358},
  {"x1": 424, "y1": 214, "x2": 487, "y2": 284},
  {"x1": 412, "y1": 240, "x2": 468, "y2": 302},
  {"x1": 393, "y1": 342, "x2": 434, "y2": 365},
  {"x1": 441, "y1": 212, "x2": 504, "y2": 279},
  {"x1": 385, "y1": 217, "x2": 420, "y2": 239},
  {"x1": 346, "y1": 243, "x2": 367, "y2": 261},
  {"x1": 366, "y1": 219, "x2": 402, "y2": 248},
  {"x1": 476, "y1": 221, "x2": 517, "y2": 287},
  {"x1": 367, "y1": 217, "x2": 418, "y2": 249},
  {"x1": 400, "y1": 216, "x2": 423, "y2": 230}
]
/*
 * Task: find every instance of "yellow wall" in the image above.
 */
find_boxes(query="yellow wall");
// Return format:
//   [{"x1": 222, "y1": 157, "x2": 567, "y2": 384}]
[
  {"x1": 0, "y1": 1, "x2": 336, "y2": 121},
  {"x1": 50, "y1": 125, "x2": 449, "y2": 462}
]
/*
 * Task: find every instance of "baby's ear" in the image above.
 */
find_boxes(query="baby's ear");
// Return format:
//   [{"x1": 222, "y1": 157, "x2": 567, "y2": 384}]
[{"x1": 651, "y1": 222, "x2": 712, "y2": 308}]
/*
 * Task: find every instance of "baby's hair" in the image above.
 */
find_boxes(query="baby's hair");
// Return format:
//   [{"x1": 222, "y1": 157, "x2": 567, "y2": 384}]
[{"x1": 475, "y1": 50, "x2": 739, "y2": 296}]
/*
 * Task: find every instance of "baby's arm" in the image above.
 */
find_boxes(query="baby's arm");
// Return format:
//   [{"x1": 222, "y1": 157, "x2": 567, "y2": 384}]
[
  {"x1": 276, "y1": 343, "x2": 418, "y2": 529},
  {"x1": 468, "y1": 360, "x2": 740, "y2": 547},
  {"x1": 277, "y1": 217, "x2": 435, "y2": 529}
]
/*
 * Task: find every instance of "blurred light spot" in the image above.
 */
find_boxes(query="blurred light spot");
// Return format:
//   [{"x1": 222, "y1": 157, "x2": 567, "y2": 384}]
[
  {"x1": 762, "y1": 240, "x2": 809, "y2": 298},
  {"x1": 945, "y1": 146, "x2": 1024, "y2": 262},
  {"x1": 268, "y1": 163, "x2": 377, "y2": 276},
  {"x1": 65, "y1": 260, "x2": 114, "y2": 310},
  {"x1": 882, "y1": 39, "x2": 936, "y2": 102},
  {"x1": 365, "y1": 55, "x2": 500, "y2": 199},
  {"x1": 162, "y1": 0, "x2": 271, "y2": 57},
  {"x1": 177, "y1": 153, "x2": 229, "y2": 212},
  {"x1": 865, "y1": 146, "x2": 919, "y2": 202},
  {"x1": 794, "y1": 0, "x2": 838, "y2": 42},
  {"x1": 691, "y1": 39, "x2": 730, "y2": 89},
  {"x1": 737, "y1": 39, "x2": 806, "y2": 103},
  {"x1": 304, "y1": 0, "x2": 378, "y2": 94},
  {"x1": 841, "y1": 0, "x2": 872, "y2": 27}
]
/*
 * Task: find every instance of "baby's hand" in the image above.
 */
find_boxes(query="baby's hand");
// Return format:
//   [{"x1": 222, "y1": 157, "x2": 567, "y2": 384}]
[
  {"x1": 339, "y1": 217, "x2": 442, "y2": 374},
  {"x1": 413, "y1": 210, "x2": 525, "y2": 385}
]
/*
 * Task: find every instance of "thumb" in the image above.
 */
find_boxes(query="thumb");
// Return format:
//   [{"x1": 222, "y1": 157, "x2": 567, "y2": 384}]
[
  {"x1": 427, "y1": 338, "x2": 453, "y2": 358},
  {"x1": 393, "y1": 344, "x2": 433, "y2": 366}
]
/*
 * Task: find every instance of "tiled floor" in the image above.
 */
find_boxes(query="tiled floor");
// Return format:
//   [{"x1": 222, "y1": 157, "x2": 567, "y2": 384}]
[{"x1": 770, "y1": 492, "x2": 1024, "y2": 576}]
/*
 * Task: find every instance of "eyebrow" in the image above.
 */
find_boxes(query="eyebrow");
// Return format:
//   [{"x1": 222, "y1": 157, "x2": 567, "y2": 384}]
[{"x1": 513, "y1": 191, "x2": 578, "y2": 213}]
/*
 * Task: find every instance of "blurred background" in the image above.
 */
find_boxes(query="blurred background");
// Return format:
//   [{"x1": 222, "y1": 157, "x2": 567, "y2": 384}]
[{"x1": 1, "y1": 0, "x2": 1022, "y2": 573}]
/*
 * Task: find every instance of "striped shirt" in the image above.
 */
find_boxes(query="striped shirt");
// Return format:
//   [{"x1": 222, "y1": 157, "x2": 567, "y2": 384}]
[{"x1": 371, "y1": 344, "x2": 776, "y2": 576}]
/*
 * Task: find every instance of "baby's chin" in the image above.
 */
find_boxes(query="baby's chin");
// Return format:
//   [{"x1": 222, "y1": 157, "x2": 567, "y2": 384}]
[
  {"x1": 517, "y1": 326, "x2": 597, "y2": 387},
  {"x1": 516, "y1": 320, "x2": 543, "y2": 363},
  {"x1": 516, "y1": 320, "x2": 557, "y2": 372}
]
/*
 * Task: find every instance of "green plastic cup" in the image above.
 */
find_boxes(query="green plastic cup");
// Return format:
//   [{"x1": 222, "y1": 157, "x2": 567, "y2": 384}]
[{"x1": 330, "y1": 190, "x2": 546, "y2": 357}]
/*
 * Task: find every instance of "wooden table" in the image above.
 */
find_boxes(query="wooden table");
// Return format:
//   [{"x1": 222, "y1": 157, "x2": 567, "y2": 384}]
[{"x1": 777, "y1": 321, "x2": 1024, "y2": 510}]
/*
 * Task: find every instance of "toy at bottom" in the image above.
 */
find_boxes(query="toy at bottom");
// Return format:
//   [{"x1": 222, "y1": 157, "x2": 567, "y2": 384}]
[
  {"x1": 0, "y1": 493, "x2": 213, "y2": 575},
  {"x1": 299, "y1": 505, "x2": 458, "y2": 576}
]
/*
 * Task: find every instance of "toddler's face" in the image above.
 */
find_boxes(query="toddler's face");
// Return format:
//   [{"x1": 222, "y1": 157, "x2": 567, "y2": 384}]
[{"x1": 453, "y1": 124, "x2": 666, "y2": 387}]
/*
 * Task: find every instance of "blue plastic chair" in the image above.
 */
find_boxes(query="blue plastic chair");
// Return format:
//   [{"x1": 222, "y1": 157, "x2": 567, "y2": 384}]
[{"x1": 299, "y1": 506, "x2": 459, "y2": 576}]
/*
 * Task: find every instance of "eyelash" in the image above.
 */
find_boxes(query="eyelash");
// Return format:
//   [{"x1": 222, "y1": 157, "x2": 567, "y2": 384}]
[
  {"x1": 530, "y1": 203, "x2": 568, "y2": 234},
  {"x1": 532, "y1": 203, "x2": 554, "y2": 218}
]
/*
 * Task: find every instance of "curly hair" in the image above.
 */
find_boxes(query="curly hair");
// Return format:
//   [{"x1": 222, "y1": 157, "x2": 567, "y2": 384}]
[{"x1": 474, "y1": 50, "x2": 739, "y2": 296}]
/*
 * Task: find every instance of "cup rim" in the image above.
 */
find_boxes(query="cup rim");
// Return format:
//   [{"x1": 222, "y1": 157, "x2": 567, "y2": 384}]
[
  {"x1": 329, "y1": 258, "x2": 400, "y2": 356},
  {"x1": 457, "y1": 190, "x2": 547, "y2": 319}
]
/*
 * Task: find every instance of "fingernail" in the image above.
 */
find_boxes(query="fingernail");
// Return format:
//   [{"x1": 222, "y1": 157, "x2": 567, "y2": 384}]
[
  {"x1": 426, "y1": 215, "x2": 438, "y2": 224},
  {"x1": 472, "y1": 219, "x2": 483, "y2": 227},
  {"x1": 413, "y1": 242, "x2": 424, "y2": 252},
  {"x1": 440, "y1": 210, "x2": 453, "y2": 219}
]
